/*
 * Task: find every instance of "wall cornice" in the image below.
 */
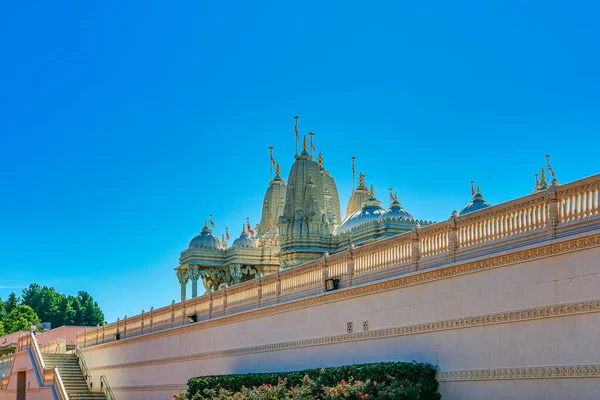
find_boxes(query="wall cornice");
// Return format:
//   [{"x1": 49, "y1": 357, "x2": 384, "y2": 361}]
[
  {"x1": 82, "y1": 232, "x2": 600, "y2": 353},
  {"x1": 88, "y1": 297, "x2": 600, "y2": 371},
  {"x1": 438, "y1": 364, "x2": 600, "y2": 381}
]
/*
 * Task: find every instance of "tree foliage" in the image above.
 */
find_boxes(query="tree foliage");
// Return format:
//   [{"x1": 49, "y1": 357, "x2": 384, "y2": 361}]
[{"x1": 0, "y1": 284, "x2": 105, "y2": 335}]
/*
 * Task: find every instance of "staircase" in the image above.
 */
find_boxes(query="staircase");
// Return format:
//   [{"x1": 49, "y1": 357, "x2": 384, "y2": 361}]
[{"x1": 42, "y1": 353, "x2": 106, "y2": 400}]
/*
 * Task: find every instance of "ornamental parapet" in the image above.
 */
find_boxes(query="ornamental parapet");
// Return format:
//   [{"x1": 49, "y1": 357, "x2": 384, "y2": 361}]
[{"x1": 77, "y1": 174, "x2": 600, "y2": 348}]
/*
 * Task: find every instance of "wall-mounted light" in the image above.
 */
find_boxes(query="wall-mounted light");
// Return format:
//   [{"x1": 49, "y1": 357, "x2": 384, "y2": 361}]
[
  {"x1": 325, "y1": 278, "x2": 340, "y2": 291},
  {"x1": 187, "y1": 314, "x2": 198, "y2": 323}
]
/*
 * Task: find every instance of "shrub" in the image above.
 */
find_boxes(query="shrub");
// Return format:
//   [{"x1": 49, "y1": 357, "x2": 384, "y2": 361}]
[{"x1": 186, "y1": 361, "x2": 439, "y2": 400}]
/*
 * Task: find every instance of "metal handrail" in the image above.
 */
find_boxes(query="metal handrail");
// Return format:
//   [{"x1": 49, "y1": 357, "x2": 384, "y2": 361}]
[
  {"x1": 100, "y1": 375, "x2": 115, "y2": 400},
  {"x1": 53, "y1": 366, "x2": 70, "y2": 400},
  {"x1": 75, "y1": 346, "x2": 93, "y2": 389}
]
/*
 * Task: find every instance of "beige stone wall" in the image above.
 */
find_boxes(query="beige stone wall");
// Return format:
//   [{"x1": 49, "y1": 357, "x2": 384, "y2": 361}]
[
  {"x1": 80, "y1": 232, "x2": 600, "y2": 400},
  {"x1": 0, "y1": 351, "x2": 54, "y2": 400}
]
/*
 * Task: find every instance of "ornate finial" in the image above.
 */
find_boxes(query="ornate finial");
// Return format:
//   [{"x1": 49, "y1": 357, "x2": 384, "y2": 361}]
[
  {"x1": 204, "y1": 220, "x2": 208, "y2": 228},
  {"x1": 294, "y1": 115, "x2": 299, "y2": 121},
  {"x1": 395, "y1": 191, "x2": 398, "y2": 201},
  {"x1": 242, "y1": 223, "x2": 246, "y2": 233},
  {"x1": 221, "y1": 233, "x2": 225, "y2": 242},
  {"x1": 370, "y1": 185, "x2": 375, "y2": 197},
  {"x1": 276, "y1": 163, "x2": 281, "y2": 177},
  {"x1": 477, "y1": 185, "x2": 480, "y2": 194},
  {"x1": 540, "y1": 167, "x2": 547, "y2": 186},
  {"x1": 302, "y1": 135, "x2": 307, "y2": 151},
  {"x1": 359, "y1": 172, "x2": 365, "y2": 187},
  {"x1": 318, "y1": 152, "x2": 323, "y2": 167},
  {"x1": 535, "y1": 173, "x2": 540, "y2": 188}
]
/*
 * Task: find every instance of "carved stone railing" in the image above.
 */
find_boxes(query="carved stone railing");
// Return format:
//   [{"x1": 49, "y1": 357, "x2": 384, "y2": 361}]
[
  {"x1": 76, "y1": 174, "x2": 600, "y2": 348},
  {"x1": 39, "y1": 337, "x2": 67, "y2": 354}
]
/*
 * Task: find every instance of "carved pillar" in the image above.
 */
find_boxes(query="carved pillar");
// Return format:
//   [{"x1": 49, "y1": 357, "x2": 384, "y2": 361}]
[
  {"x1": 322, "y1": 252, "x2": 329, "y2": 292},
  {"x1": 188, "y1": 265, "x2": 200, "y2": 298},
  {"x1": 177, "y1": 269, "x2": 189, "y2": 302},
  {"x1": 149, "y1": 307, "x2": 154, "y2": 332},
  {"x1": 116, "y1": 318, "x2": 120, "y2": 340},
  {"x1": 140, "y1": 310, "x2": 144, "y2": 335},
  {"x1": 256, "y1": 275, "x2": 262, "y2": 307},
  {"x1": 276, "y1": 271, "x2": 281, "y2": 303},
  {"x1": 229, "y1": 264, "x2": 241, "y2": 285},
  {"x1": 170, "y1": 300, "x2": 175, "y2": 327},
  {"x1": 546, "y1": 184, "x2": 559, "y2": 238},
  {"x1": 411, "y1": 222, "x2": 421, "y2": 270},
  {"x1": 208, "y1": 292, "x2": 213, "y2": 319},
  {"x1": 123, "y1": 315, "x2": 127, "y2": 339},
  {"x1": 182, "y1": 299, "x2": 187, "y2": 325},
  {"x1": 347, "y1": 244, "x2": 355, "y2": 287},
  {"x1": 447, "y1": 211, "x2": 458, "y2": 262},
  {"x1": 222, "y1": 287, "x2": 228, "y2": 316}
]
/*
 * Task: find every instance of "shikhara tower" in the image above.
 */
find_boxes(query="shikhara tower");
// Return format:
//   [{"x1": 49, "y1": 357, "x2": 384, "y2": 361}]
[
  {"x1": 278, "y1": 137, "x2": 341, "y2": 268},
  {"x1": 174, "y1": 117, "x2": 520, "y2": 300}
]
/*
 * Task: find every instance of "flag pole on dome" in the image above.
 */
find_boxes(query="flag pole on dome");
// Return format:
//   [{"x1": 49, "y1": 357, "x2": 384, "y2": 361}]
[
  {"x1": 545, "y1": 154, "x2": 555, "y2": 179},
  {"x1": 389, "y1": 188, "x2": 395, "y2": 203},
  {"x1": 269, "y1": 146, "x2": 275, "y2": 181},
  {"x1": 535, "y1": 173, "x2": 541, "y2": 189},
  {"x1": 210, "y1": 214, "x2": 215, "y2": 228},
  {"x1": 294, "y1": 116, "x2": 300, "y2": 155},
  {"x1": 308, "y1": 132, "x2": 315, "y2": 156},
  {"x1": 226, "y1": 227, "x2": 230, "y2": 241},
  {"x1": 351, "y1": 156, "x2": 356, "y2": 191},
  {"x1": 470, "y1": 180, "x2": 475, "y2": 197},
  {"x1": 247, "y1": 217, "x2": 255, "y2": 236}
]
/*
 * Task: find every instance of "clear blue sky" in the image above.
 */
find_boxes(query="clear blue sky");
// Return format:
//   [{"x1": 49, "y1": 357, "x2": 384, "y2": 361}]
[{"x1": 1, "y1": 0, "x2": 598, "y2": 323}]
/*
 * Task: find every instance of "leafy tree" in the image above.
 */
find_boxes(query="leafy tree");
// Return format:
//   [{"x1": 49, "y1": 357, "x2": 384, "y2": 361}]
[
  {"x1": 73, "y1": 291, "x2": 105, "y2": 326},
  {"x1": 3, "y1": 305, "x2": 39, "y2": 334},
  {"x1": 4, "y1": 293, "x2": 18, "y2": 315},
  {"x1": 21, "y1": 284, "x2": 61, "y2": 326},
  {"x1": 0, "y1": 297, "x2": 5, "y2": 320},
  {"x1": 0, "y1": 320, "x2": 5, "y2": 336},
  {"x1": 54, "y1": 295, "x2": 76, "y2": 327}
]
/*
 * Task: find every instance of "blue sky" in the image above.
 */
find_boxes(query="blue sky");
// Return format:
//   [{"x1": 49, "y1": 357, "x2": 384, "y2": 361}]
[{"x1": 1, "y1": 0, "x2": 598, "y2": 323}]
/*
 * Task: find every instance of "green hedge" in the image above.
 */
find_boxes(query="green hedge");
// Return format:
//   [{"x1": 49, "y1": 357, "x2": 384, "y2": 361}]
[{"x1": 186, "y1": 361, "x2": 440, "y2": 399}]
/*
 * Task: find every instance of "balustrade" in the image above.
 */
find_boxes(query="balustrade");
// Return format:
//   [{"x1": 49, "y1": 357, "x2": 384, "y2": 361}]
[{"x1": 75, "y1": 174, "x2": 600, "y2": 348}]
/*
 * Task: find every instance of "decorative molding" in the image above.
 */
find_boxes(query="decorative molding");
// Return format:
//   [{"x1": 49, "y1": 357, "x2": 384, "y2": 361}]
[
  {"x1": 438, "y1": 364, "x2": 600, "y2": 382},
  {"x1": 82, "y1": 232, "x2": 600, "y2": 353},
  {"x1": 88, "y1": 298, "x2": 600, "y2": 372},
  {"x1": 111, "y1": 383, "x2": 187, "y2": 392}
]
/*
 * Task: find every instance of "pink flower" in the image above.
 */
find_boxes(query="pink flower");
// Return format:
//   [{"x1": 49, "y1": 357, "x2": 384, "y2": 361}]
[{"x1": 373, "y1": 381, "x2": 377, "y2": 386}]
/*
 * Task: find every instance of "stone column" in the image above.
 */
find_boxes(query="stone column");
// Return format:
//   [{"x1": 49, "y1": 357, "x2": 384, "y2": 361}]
[
  {"x1": 546, "y1": 184, "x2": 559, "y2": 238},
  {"x1": 347, "y1": 243, "x2": 355, "y2": 287},
  {"x1": 411, "y1": 222, "x2": 421, "y2": 271},
  {"x1": 177, "y1": 269, "x2": 189, "y2": 302},
  {"x1": 447, "y1": 211, "x2": 458, "y2": 263},
  {"x1": 188, "y1": 265, "x2": 200, "y2": 298},
  {"x1": 322, "y1": 252, "x2": 329, "y2": 293}
]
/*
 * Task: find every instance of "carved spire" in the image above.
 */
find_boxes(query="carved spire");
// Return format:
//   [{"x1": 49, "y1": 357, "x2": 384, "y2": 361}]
[
  {"x1": 318, "y1": 152, "x2": 323, "y2": 168},
  {"x1": 370, "y1": 184, "x2": 375, "y2": 197},
  {"x1": 358, "y1": 172, "x2": 366, "y2": 189},
  {"x1": 302, "y1": 134, "x2": 307, "y2": 151},
  {"x1": 540, "y1": 167, "x2": 547, "y2": 186},
  {"x1": 276, "y1": 163, "x2": 281, "y2": 177}
]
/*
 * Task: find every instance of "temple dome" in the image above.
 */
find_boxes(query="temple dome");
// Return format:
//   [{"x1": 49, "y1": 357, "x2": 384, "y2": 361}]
[
  {"x1": 189, "y1": 223, "x2": 221, "y2": 249},
  {"x1": 338, "y1": 194, "x2": 386, "y2": 234},
  {"x1": 381, "y1": 199, "x2": 414, "y2": 221},
  {"x1": 232, "y1": 227, "x2": 257, "y2": 248},
  {"x1": 459, "y1": 191, "x2": 492, "y2": 216}
]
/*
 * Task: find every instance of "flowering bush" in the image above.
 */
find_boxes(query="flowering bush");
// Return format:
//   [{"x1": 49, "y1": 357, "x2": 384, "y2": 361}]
[{"x1": 185, "y1": 362, "x2": 439, "y2": 400}]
